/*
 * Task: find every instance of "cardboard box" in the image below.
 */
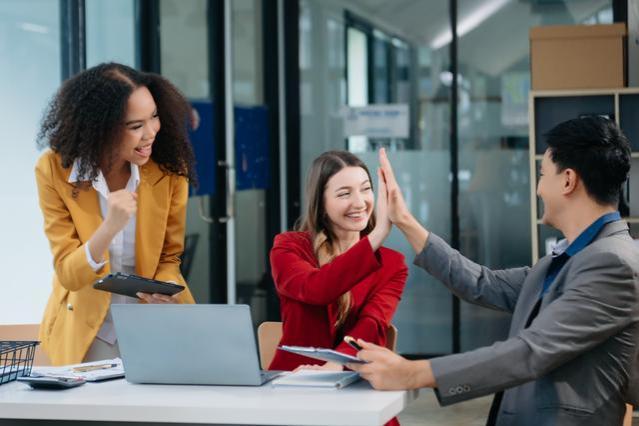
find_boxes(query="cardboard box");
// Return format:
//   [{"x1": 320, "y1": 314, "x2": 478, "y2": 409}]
[{"x1": 530, "y1": 23, "x2": 627, "y2": 90}]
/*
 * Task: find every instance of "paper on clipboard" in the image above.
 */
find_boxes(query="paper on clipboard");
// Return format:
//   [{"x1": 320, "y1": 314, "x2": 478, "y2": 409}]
[
  {"x1": 31, "y1": 358, "x2": 125, "y2": 382},
  {"x1": 278, "y1": 346, "x2": 367, "y2": 365}
]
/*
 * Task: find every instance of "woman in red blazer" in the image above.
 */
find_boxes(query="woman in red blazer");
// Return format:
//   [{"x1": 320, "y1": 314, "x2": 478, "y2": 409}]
[{"x1": 269, "y1": 150, "x2": 408, "y2": 373}]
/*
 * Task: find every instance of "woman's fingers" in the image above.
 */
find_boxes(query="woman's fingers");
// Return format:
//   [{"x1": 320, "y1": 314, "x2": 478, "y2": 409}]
[
  {"x1": 377, "y1": 167, "x2": 388, "y2": 194},
  {"x1": 376, "y1": 168, "x2": 389, "y2": 216},
  {"x1": 136, "y1": 292, "x2": 177, "y2": 304},
  {"x1": 293, "y1": 364, "x2": 321, "y2": 372},
  {"x1": 356, "y1": 338, "x2": 386, "y2": 352},
  {"x1": 379, "y1": 148, "x2": 399, "y2": 188}
]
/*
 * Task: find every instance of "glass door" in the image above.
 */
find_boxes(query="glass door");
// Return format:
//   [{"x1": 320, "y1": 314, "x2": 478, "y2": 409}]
[
  {"x1": 154, "y1": 0, "x2": 277, "y2": 323},
  {"x1": 159, "y1": 0, "x2": 219, "y2": 304},
  {"x1": 228, "y1": 0, "x2": 276, "y2": 325}
]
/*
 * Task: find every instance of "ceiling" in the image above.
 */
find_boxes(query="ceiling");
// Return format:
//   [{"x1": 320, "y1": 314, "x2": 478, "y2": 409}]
[{"x1": 338, "y1": 0, "x2": 612, "y2": 75}]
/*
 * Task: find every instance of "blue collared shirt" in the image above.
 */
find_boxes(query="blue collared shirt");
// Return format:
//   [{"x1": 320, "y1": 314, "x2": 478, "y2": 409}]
[{"x1": 540, "y1": 211, "x2": 621, "y2": 298}]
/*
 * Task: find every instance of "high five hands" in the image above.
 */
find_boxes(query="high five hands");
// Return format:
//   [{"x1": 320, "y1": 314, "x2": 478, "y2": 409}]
[
  {"x1": 368, "y1": 147, "x2": 418, "y2": 251},
  {"x1": 347, "y1": 149, "x2": 435, "y2": 391},
  {"x1": 376, "y1": 148, "x2": 430, "y2": 254},
  {"x1": 377, "y1": 148, "x2": 412, "y2": 226}
]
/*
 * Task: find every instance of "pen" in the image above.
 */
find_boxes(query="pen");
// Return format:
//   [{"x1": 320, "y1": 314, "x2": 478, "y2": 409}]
[
  {"x1": 72, "y1": 363, "x2": 118, "y2": 373},
  {"x1": 343, "y1": 336, "x2": 363, "y2": 351}
]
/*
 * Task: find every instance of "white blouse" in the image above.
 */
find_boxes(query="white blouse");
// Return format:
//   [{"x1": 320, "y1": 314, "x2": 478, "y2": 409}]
[{"x1": 68, "y1": 160, "x2": 140, "y2": 345}]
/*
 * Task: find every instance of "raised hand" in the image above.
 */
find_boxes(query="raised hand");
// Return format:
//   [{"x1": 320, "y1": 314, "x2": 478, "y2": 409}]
[
  {"x1": 378, "y1": 148, "x2": 411, "y2": 226},
  {"x1": 378, "y1": 148, "x2": 430, "y2": 253},
  {"x1": 367, "y1": 166, "x2": 392, "y2": 251}
]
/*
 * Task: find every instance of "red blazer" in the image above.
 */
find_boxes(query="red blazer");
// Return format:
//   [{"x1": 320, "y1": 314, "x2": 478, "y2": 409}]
[{"x1": 268, "y1": 231, "x2": 408, "y2": 371}]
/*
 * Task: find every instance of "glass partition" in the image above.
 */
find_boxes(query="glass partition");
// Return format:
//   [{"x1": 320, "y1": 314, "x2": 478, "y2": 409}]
[
  {"x1": 86, "y1": 0, "x2": 135, "y2": 67},
  {"x1": 457, "y1": 0, "x2": 613, "y2": 350},
  {"x1": 299, "y1": 0, "x2": 452, "y2": 354}
]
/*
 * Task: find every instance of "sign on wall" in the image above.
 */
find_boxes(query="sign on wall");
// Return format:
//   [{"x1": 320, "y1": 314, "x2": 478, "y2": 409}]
[{"x1": 342, "y1": 104, "x2": 409, "y2": 138}]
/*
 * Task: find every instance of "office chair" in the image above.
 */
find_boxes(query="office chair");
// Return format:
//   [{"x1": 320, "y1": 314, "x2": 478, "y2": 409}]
[
  {"x1": 257, "y1": 321, "x2": 398, "y2": 370},
  {"x1": 179, "y1": 233, "x2": 199, "y2": 281},
  {"x1": 0, "y1": 324, "x2": 51, "y2": 366}
]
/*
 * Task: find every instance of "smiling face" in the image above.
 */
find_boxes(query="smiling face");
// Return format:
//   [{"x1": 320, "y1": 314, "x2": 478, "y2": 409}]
[
  {"x1": 116, "y1": 86, "x2": 160, "y2": 167},
  {"x1": 323, "y1": 166, "x2": 374, "y2": 236},
  {"x1": 537, "y1": 149, "x2": 566, "y2": 228}
]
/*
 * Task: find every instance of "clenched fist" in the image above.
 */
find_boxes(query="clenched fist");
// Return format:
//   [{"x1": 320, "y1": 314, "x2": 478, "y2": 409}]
[{"x1": 104, "y1": 190, "x2": 137, "y2": 234}]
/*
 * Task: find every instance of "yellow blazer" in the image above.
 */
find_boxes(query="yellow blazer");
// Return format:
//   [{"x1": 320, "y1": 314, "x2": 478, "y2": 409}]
[{"x1": 35, "y1": 150, "x2": 195, "y2": 365}]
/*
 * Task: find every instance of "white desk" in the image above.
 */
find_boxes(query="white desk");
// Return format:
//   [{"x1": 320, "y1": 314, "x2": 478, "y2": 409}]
[{"x1": 0, "y1": 378, "x2": 419, "y2": 425}]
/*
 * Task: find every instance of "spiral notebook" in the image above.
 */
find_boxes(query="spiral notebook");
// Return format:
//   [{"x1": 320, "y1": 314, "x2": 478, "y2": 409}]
[{"x1": 271, "y1": 370, "x2": 360, "y2": 389}]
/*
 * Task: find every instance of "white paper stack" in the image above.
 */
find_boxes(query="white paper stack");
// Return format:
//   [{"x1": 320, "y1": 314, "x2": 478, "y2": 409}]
[{"x1": 271, "y1": 370, "x2": 360, "y2": 389}]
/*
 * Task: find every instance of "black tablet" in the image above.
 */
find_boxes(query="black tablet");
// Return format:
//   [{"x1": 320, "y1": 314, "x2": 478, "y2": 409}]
[{"x1": 93, "y1": 273, "x2": 185, "y2": 299}]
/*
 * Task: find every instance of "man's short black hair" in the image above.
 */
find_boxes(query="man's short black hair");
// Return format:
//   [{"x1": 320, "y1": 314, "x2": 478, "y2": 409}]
[{"x1": 545, "y1": 116, "x2": 631, "y2": 206}]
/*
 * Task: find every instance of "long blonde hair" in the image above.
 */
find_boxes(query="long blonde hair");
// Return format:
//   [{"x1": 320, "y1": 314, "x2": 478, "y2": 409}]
[{"x1": 295, "y1": 151, "x2": 376, "y2": 328}]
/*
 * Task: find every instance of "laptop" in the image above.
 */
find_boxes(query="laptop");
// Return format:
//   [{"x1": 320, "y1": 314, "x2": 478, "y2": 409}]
[{"x1": 111, "y1": 304, "x2": 281, "y2": 386}]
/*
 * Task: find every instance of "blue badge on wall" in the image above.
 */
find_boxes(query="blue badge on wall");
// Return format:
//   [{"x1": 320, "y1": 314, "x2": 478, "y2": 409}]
[
  {"x1": 187, "y1": 102, "x2": 270, "y2": 196},
  {"x1": 188, "y1": 100, "x2": 216, "y2": 196},
  {"x1": 235, "y1": 106, "x2": 270, "y2": 191}
]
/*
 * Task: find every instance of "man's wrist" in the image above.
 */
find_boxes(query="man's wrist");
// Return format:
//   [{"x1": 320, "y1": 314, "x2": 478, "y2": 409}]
[
  {"x1": 396, "y1": 211, "x2": 416, "y2": 231},
  {"x1": 409, "y1": 359, "x2": 436, "y2": 388},
  {"x1": 396, "y1": 214, "x2": 430, "y2": 254}
]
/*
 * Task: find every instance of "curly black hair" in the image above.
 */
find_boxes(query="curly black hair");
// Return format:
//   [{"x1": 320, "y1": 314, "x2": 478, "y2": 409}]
[{"x1": 38, "y1": 62, "x2": 197, "y2": 185}]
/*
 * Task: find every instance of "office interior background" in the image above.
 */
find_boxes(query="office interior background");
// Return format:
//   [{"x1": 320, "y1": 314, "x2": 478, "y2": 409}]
[{"x1": 1, "y1": 0, "x2": 632, "y2": 359}]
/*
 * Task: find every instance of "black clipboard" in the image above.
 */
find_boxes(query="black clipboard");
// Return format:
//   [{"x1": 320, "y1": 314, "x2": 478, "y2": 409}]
[{"x1": 93, "y1": 273, "x2": 184, "y2": 299}]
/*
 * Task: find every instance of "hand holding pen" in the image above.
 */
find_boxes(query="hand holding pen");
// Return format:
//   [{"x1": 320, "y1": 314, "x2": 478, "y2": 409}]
[{"x1": 344, "y1": 335, "x2": 363, "y2": 351}]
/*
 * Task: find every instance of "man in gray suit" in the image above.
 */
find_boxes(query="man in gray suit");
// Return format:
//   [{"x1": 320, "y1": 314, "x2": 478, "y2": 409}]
[{"x1": 349, "y1": 117, "x2": 639, "y2": 425}]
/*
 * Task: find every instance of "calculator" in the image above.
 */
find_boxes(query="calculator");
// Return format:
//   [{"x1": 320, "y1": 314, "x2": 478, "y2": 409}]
[{"x1": 16, "y1": 375, "x2": 86, "y2": 389}]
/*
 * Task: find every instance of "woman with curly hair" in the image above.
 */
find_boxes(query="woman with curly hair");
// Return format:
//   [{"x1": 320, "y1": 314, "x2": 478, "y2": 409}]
[{"x1": 35, "y1": 63, "x2": 197, "y2": 365}]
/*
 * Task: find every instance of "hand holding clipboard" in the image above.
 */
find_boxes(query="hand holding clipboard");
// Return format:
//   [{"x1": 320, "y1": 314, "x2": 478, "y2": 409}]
[
  {"x1": 279, "y1": 336, "x2": 368, "y2": 365},
  {"x1": 93, "y1": 273, "x2": 184, "y2": 299}
]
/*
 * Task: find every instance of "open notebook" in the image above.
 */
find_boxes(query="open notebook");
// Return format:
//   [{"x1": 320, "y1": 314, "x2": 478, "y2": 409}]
[{"x1": 271, "y1": 370, "x2": 360, "y2": 389}]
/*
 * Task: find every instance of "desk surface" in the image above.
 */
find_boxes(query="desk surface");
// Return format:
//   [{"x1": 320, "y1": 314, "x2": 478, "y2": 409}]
[{"x1": 0, "y1": 377, "x2": 419, "y2": 425}]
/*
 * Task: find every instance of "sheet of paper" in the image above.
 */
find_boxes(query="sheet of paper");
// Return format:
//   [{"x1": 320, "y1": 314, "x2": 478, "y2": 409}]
[{"x1": 32, "y1": 358, "x2": 124, "y2": 382}]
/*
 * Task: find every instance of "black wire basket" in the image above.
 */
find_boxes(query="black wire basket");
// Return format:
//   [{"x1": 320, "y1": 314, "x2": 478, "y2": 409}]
[{"x1": 0, "y1": 341, "x2": 39, "y2": 385}]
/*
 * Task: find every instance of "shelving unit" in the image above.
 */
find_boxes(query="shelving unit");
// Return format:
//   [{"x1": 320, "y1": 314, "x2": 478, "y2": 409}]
[{"x1": 529, "y1": 88, "x2": 639, "y2": 263}]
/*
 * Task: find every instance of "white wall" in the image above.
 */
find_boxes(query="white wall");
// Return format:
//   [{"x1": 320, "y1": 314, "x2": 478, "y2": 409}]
[{"x1": 0, "y1": 1, "x2": 61, "y2": 324}]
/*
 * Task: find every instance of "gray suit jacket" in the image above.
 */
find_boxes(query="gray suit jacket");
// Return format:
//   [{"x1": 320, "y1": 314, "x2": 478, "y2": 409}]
[{"x1": 416, "y1": 221, "x2": 639, "y2": 426}]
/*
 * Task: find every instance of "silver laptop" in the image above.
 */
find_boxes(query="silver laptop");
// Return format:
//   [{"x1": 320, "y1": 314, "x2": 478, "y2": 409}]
[{"x1": 111, "y1": 304, "x2": 281, "y2": 385}]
